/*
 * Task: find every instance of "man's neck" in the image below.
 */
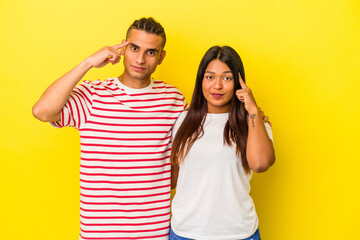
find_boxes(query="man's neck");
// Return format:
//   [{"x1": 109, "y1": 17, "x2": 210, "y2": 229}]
[{"x1": 118, "y1": 73, "x2": 151, "y2": 89}]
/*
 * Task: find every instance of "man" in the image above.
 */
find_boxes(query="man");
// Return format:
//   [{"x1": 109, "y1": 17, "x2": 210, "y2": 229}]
[{"x1": 33, "y1": 17, "x2": 186, "y2": 240}]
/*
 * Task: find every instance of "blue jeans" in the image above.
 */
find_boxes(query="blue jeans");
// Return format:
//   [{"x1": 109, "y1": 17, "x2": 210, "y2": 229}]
[{"x1": 170, "y1": 227, "x2": 261, "y2": 240}]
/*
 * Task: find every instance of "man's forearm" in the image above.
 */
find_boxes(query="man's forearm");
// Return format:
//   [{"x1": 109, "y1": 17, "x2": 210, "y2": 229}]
[{"x1": 32, "y1": 60, "x2": 92, "y2": 122}]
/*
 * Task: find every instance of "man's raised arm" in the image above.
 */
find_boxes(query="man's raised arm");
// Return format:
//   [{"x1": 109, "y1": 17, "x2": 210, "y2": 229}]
[{"x1": 32, "y1": 42, "x2": 128, "y2": 122}]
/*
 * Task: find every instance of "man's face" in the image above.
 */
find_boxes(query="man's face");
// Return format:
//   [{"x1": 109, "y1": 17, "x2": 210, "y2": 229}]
[{"x1": 122, "y1": 29, "x2": 166, "y2": 82}]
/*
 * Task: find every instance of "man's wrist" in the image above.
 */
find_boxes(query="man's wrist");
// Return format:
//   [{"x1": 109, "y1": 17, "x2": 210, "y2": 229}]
[{"x1": 80, "y1": 59, "x2": 93, "y2": 71}]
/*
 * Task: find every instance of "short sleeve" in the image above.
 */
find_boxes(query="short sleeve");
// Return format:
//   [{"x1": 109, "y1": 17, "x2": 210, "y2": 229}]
[
  {"x1": 50, "y1": 81, "x2": 94, "y2": 129},
  {"x1": 264, "y1": 122, "x2": 273, "y2": 142},
  {"x1": 171, "y1": 111, "x2": 187, "y2": 141},
  {"x1": 182, "y1": 97, "x2": 189, "y2": 111}
]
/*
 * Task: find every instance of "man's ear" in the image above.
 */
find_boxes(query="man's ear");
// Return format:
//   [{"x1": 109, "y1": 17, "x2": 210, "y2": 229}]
[
  {"x1": 157, "y1": 50, "x2": 166, "y2": 65},
  {"x1": 120, "y1": 39, "x2": 127, "y2": 55}
]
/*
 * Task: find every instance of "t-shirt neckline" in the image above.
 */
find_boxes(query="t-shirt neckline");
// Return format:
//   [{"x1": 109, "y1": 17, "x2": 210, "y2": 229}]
[{"x1": 114, "y1": 77, "x2": 154, "y2": 93}]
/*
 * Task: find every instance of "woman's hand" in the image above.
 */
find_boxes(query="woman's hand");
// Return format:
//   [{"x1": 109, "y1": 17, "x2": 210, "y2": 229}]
[{"x1": 235, "y1": 74, "x2": 258, "y2": 114}]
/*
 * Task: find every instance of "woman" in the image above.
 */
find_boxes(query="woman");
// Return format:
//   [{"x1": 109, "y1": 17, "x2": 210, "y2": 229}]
[{"x1": 170, "y1": 46, "x2": 275, "y2": 240}]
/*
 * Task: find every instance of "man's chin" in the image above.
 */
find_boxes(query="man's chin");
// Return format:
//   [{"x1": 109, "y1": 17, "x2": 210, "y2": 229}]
[{"x1": 130, "y1": 72, "x2": 151, "y2": 81}]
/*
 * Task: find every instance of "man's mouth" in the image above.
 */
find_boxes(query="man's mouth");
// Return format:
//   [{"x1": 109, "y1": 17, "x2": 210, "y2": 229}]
[{"x1": 131, "y1": 65, "x2": 146, "y2": 72}]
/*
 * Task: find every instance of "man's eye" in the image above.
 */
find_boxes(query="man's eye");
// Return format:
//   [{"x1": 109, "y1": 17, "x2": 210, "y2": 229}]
[
  {"x1": 148, "y1": 51, "x2": 155, "y2": 55},
  {"x1": 131, "y1": 46, "x2": 138, "y2": 51}
]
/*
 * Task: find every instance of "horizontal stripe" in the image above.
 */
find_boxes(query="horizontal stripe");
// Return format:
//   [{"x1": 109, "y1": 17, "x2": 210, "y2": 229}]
[
  {"x1": 93, "y1": 92, "x2": 126, "y2": 98},
  {"x1": 80, "y1": 177, "x2": 170, "y2": 185},
  {"x1": 80, "y1": 205, "x2": 169, "y2": 213},
  {"x1": 81, "y1": 135, "x2": 171, "y2": 141},
  {"x1": 80, "y1": 143, "x2": 169, "y2": 148},
  {"x1": 81, "y1": 156, "x2": 170, "y2": 162},
  {"x1": 93, "y1": 86, "x2": 121, "y2": 91},
  {"x1": 80, "y1": 170, "x2": 170, "y2": 177},
  {"x1": 85, "y1": 121, "x2": 173, "y2": 127},
  {"x1": 92, "y1": 90, "x2": 182, "y2": 98},
  {"x1": 92, "y1": 106, "x2": 183, "y2": 113},
  {"x1": 130, "y1": 104, "x2": 184, "y2": 109},
  {"x1": 79, "y1": 129, "x2": 169, "y2": 134},
  {"x1": 80, "y1": 219, "x2": 169, "y2": 227},
  {"x1": 152, "y1": 86, "x2": 177, "y2": 89},
  {"x1": 94, "y1": 99, "x2": 182, "y2": 104},
  {"x1": 80, "y1": 233, "x2": 168, "y2": 240},
  {"x1": 80, "y1": 163, "x2": 170, "y2": 170},
  {"x1": 80, "y1": 211, "x2": 170, "y2": 219},
  {"x1": 80, "y1": 226, "x2": 169, "y2": 233},
  {"x1": 80, "y1": 198, "x2": 169, "y2": 206},
  {"x1": 80, "y1": 190, "x2": 170, "y2": 199},
  {"x1": 128, "y1": 91, "x2": 183, "y2": 97},
  {"x1": 80, "y1": 149, "x2": 171, "y2": 155},
  {"x1": 96, "y1": 97, "x2": 182, "y2": 103},
  {"x1": 90, "y1": 113, "x2": 178, "y2": 120},
  {"x1": 80, "y1": 184, "x2": 170, "y2": 192}
]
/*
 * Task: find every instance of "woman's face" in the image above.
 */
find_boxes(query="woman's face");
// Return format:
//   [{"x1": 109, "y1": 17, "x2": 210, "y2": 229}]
[{"x1": 202, "y1": 59, "x2": 234, "y2": 113}]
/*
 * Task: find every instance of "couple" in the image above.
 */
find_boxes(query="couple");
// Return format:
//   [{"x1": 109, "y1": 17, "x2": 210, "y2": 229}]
[{"x1": 33, "y1": 17, "x2": 275, "y2": 240}]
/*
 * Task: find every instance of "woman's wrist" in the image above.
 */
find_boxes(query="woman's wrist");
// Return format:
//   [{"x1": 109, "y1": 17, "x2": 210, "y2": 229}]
[{"x1": 247, "y1": 106, "x2": 259, "y2": 115}]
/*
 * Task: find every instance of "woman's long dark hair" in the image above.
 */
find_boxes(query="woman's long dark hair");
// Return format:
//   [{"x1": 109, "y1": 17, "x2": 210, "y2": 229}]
[{"x1": 170, "y1": 46, "x2": 250, "y2": 173}]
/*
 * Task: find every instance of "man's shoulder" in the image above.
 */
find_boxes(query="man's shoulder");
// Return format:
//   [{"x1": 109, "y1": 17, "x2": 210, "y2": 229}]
[
  {"x1": 78, "y1": 78, "x2": 118, "y2": 89},
  {"x1": 152, "y1": 79, "x2": 183, "y2": 94}
]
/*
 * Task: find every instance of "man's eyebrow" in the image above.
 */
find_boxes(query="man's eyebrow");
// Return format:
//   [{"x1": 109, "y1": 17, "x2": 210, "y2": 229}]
[
  {"x1": 148, "y1": 48, "x2": 159, "y2": 53},
  {"x1": 129, "y1": 43, "x2": 159, "y2": 52},
  {"x1": 129, "y1": 43, "x2": 139, "y2": 49}
]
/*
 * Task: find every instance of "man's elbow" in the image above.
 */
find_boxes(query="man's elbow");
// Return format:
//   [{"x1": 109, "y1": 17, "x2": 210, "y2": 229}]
[{"x1": 32, "y1": 104, "x2": 55, "y2": 122}]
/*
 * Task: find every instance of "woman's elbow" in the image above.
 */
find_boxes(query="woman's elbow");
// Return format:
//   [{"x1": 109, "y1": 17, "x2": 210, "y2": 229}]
[{"x1": 250, "y1": 155, "x2": 275, "y2": 173}]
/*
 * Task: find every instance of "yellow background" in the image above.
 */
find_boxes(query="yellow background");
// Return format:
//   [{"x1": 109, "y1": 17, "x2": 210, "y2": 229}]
[{"x1": 1, "y1": 0, "x2": 359, "y2": 239}]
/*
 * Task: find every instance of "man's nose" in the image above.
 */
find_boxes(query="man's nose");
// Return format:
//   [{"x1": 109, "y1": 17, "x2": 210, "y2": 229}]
[{"x1": 136, "y1": 51, "x2": 146, "y2": 64}]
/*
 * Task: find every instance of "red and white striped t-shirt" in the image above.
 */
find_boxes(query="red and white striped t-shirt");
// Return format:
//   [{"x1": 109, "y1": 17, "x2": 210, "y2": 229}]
[{"x1": 51, "y1": 77, "x2": 187, "y2": 240}]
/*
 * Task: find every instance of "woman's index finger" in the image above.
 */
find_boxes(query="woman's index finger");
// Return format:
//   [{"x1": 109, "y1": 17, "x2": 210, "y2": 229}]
[{"x1": 238, "y1": 73, "x2": 247, "y2": 89}]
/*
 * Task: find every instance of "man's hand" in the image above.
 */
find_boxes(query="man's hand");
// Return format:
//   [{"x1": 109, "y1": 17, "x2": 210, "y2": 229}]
[
  {"x1": 258, "y1": 107, "x2": 272, "y2": 127},
  {"x1": 84, "y1": 40, "x2": 129, "y2": 68},
  {"x1": 32, "y1": 41, "x2": 129, "y2": 122}
]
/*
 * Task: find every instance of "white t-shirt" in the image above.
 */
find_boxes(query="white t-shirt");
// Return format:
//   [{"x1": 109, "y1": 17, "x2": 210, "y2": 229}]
[{"x1": 171, "y1": 111, "x2": 273, "y2": 240}]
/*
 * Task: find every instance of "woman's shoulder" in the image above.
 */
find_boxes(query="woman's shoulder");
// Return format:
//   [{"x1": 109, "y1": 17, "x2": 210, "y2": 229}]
[{"x1": 175, "y1": 111, "x2": 188, "y2": 126}]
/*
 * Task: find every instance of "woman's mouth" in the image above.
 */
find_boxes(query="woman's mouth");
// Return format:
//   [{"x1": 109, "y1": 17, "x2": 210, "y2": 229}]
[{"x1": 211, "y1": 93, "x2": 224, "y2": 99}]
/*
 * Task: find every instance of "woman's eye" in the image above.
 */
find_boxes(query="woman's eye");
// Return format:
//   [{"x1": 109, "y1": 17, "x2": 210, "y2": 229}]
[
  {"x1": 206, "y1": 76, "x2": 214, "y2": 80},
  {"x1": 224, "y1": 76, "x2": 233, "y2": 81}
]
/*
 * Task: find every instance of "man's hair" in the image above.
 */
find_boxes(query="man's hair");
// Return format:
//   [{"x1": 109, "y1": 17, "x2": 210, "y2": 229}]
[{"x1": 126, "y1": 17, "x2": 166, "y2": 49}]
